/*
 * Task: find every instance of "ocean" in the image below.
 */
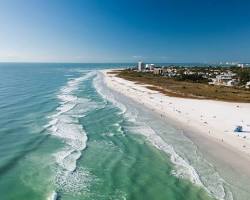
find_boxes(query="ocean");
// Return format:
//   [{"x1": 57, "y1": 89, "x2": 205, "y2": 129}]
[{"x1": 0, "y1": 63, "x2": 236, "y2": 200}]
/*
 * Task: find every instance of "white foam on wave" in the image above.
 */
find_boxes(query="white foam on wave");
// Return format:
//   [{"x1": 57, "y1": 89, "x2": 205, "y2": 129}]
[
  {"x1": 94, "y1": 73, "x2": 139, "y2": 123},
  {"x1": 130, "y1": 121, "x2": 233, "y2": 200},
  {"x1": 57, "y1": 94, "x2": 77, "y2": 103},
  {"x1": 55, "y1": 167, "x2": 92, "y2": 194},
  {"x1": 178, "y1": 135, "x2": 234, "y2": 200},
  {"x1": 130, "y1": 122, "x2": 203, "y2": 185},
  {"x1": 93, "y1": 73, "x2": 127, "y2": 115},
  {"x1": 54, "y1": 149, "x2": 82, "y2": 172},
  {"x1": 47, "y1": 191, "x2": 58, "y2": 200},
  {"x1": 45, "y1": 71, "x2": 97, "y2": 197}
]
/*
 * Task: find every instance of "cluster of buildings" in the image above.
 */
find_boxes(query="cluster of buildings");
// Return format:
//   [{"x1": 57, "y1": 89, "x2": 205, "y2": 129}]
[
  {"x1": 210, "y1": 72, "x2": 238, "y2": 86},
  {"x1": 135, "y1": 61, "x2": 250, "y2": 88}
]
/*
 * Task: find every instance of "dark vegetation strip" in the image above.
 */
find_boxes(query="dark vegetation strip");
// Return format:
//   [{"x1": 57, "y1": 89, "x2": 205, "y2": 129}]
[{"x1": 111, "y1": 70, "x2": 250, "y2": 103}]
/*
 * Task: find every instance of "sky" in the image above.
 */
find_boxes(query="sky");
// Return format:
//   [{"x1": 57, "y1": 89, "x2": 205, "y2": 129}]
[{"x1": 0, "y1": 0, "x2": 250, "y2": 63}]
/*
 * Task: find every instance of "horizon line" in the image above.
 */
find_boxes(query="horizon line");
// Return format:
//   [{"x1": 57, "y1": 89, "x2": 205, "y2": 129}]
[{"x1": 0, "y1": 61, "x2": 248, "y2": 65}]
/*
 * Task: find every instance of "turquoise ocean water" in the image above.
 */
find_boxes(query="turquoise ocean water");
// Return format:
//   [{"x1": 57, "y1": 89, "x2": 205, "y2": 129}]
[{"x1": 0, "y1": 63, "x2": 240, "y2": 200}]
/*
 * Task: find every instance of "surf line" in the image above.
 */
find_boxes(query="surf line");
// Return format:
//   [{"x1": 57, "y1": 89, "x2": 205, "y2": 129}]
[{"x1": 46, "y1": 71, "x2": 96, "y2": 199}]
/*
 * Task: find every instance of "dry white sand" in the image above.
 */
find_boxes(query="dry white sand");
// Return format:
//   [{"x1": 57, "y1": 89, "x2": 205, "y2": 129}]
[{"x1": 102, "y1": 70, "x2": 250, "y2": 157}]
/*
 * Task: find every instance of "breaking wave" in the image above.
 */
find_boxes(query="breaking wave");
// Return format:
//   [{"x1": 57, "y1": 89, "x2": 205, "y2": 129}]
[{"x1": 46, "y1": 71, "x2": 97, "y2": 199}]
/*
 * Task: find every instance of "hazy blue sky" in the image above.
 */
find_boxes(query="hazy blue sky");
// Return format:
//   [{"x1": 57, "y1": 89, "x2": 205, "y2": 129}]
[{"x1": 0, "y1": 0, "x2": 250, "y2": 63}]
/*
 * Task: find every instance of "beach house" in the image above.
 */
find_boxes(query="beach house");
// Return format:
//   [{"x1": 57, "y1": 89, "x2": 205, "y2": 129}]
[
  {"x1": 214, "y1": 72, "x2": 237, "y2": 86},
  {"x1": 153, "y1": 67, "x2": 163, "y2": 75}
]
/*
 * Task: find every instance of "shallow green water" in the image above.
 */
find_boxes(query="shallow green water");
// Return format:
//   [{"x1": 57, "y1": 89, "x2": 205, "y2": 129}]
[
  {"x1": 76, "y1": 104, "x2": 212, "y2": 200},
  {"x1": 0, "y1": 63, "x2": 214, "y2": 200}
]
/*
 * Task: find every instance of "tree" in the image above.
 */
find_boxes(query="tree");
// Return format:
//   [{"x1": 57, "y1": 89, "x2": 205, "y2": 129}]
[{"x1": 238, "y1": 69, "x2": 250, "y2": 85}]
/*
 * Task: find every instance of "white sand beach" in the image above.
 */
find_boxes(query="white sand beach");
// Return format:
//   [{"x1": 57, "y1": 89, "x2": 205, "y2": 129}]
[{"x1": 102, "y1": 70, "x2": 250, "y2": 157}]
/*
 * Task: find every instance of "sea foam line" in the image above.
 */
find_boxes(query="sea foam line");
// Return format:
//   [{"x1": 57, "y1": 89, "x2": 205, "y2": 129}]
[
  {"x1": 93, "y1": 73, "x2": 129, "y2": 118},
  {"x1": 46, "y1": 71, "x2": 96, "y2": 199}
]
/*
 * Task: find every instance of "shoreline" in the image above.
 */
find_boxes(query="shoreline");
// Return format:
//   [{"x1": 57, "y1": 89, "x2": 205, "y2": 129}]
[
  {"x1": 101, "y1": 69, "x2": 250, "y2": 198},
  {"x1": 102, "y1": 69, "x2": 250, "y2": 157}
]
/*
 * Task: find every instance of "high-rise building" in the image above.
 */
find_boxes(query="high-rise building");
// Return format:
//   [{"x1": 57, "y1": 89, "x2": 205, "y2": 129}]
[{"x1": 138, "y1": 61, "x2": 144, "y2": 71}]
